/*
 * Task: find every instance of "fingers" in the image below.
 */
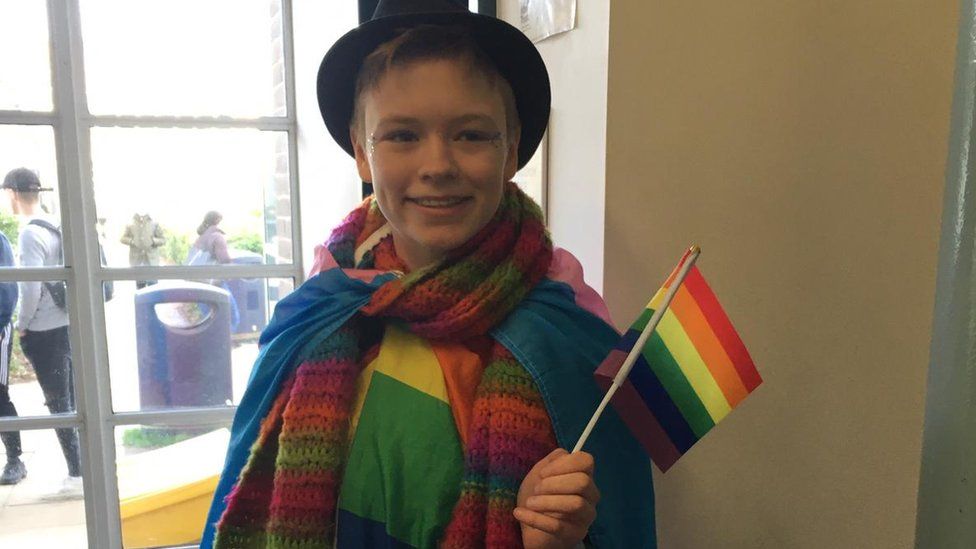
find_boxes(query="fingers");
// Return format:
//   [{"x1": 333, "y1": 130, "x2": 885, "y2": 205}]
[
  {"x1": 513, "y1": 506, "x2": 587, "y2": 541},
  {"x1": 534, "y1": 471, "x2": 601, "y2": 504},
  {"x1": 524, "y1": 494, "x2": 596, "y2": 521},
  {"x1": 540, "y1": 450, "x2": 594, "y2": 478}
]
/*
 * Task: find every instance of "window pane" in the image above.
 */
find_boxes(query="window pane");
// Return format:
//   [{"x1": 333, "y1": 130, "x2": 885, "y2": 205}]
[
  {"x1": 91, "y1": 127, "x2": 293, "y2": 267},
  {"x1": 0, "y1": 427, "x2": 88, "y2": 548},
  {"x1": 0, "y1": 2, "x2": 53, "y2": 111},
  {"x1": 106, "y1": 278, "x2": 294, "y2": 412},
  {"x1": 115, "y1": 423, "x2": 228, "y2": 548},
  {"x1": 0, "y1": 126, "x2": 64, "y2": 264},
  {"x1": 80, "y1": 0, "x2": 286, "y2": 118},
  {"x1": 4, "y1": 282, "x2": 77, "y2": 419}
]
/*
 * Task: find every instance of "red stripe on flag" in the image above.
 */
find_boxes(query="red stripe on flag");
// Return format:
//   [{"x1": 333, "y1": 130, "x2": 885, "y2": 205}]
[
  {"x1": 683, "y1": 267, "x2": 762, "y2": 391},
  {"x1": 595, "y1": 353, "x2": 682, "y2": 472}
]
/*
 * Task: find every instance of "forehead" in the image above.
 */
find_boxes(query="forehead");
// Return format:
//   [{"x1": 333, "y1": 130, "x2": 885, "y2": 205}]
[{"x1": 361, "y1": 58, "x2": 507, "y2": 121}]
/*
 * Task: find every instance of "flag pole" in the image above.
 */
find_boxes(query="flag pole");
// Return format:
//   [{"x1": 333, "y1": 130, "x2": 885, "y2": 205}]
[{"x1": 572, "y1": 245, "x2": 702, "y2": 453}]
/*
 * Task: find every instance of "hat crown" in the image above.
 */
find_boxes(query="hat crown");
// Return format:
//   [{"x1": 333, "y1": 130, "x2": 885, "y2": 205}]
[{"x1": 372, "y1": 0, "x2": 468, "y2": 20}]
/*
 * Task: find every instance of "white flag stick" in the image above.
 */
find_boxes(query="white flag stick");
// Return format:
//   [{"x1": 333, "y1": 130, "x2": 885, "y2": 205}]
[{"x1": 572, "y1": 246, "x2": 701, "y2": 453}]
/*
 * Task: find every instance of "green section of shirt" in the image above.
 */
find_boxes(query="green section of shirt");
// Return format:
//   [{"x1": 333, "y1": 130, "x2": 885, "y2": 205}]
[{"x1": 339, "y1": 371, "x2": 464, "y2": 547}]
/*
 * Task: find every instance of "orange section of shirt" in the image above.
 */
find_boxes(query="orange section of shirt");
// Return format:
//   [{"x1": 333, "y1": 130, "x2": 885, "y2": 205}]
[{"x1": 428, "y1": 336, "x2": 492, "y2": 448}]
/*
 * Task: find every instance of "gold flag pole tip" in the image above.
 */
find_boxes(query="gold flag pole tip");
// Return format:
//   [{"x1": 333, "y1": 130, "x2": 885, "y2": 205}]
[{"x1": 690, "y1": 245, "x2": 701, "y2": 254}]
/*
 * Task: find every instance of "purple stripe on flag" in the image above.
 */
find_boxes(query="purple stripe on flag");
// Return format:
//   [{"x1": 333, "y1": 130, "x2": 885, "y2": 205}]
[
  {"x1": 595, "y1": 347, "x2": 698, "y2": 455},
  {"x1": 595, "y1": 351, "x2": 681, "y2": 471}
]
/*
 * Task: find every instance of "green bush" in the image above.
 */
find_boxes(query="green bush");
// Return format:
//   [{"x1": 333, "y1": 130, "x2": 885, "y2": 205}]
[
  {"x1": 228, "y1": 232, "x2": 263, "y2": 255},
  {"x1": 7, "y1": 326, "x2": 34, "y2": 384},
  {"x1": 163, "y1": 231, "x2": 191, "y2": 265},
  {"x1": 121, "y1": 427, "x2": 195, "y2": 450},
  {"x1": 0, "y1": 210, "x2": 18, "y2": 248}
]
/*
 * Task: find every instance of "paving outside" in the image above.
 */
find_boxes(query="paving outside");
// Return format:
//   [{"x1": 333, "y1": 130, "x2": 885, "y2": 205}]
[{"x1": 0, "y1": 281, "x2": 260, "y2": 548}]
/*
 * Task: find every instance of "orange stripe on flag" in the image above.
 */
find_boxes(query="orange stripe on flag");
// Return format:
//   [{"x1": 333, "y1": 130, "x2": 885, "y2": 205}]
[
  {"x1": 684, "y1": 267, "x2": 762, "y2": 391},
  {"x1": 670, "y1": 285, "x2": 749, "y2": 407}
]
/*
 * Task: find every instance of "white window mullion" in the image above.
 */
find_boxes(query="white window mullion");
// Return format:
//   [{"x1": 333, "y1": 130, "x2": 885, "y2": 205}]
[
  {"x1": 48, "y1": 1, "x2": 122, "y2": 547},
  {"x1": 89, "y1": 114, "x2": 292, "y2": 131},
  {"x1": 281, "y1": 0, "x2": 306, "y2": 285},
  {"x1": 0, "y1": 267, "x2": 70, "y2": 281},
  {"x1": 0, "y1": 414, "x2": 82, "y2": 431},
  {"x1": 0, "y1": 110, "x2": 58, "y2": 125},
  {"x1": 110, "y1": 406, "x2": 236, "y2": 428},
  {"x1": 98, "y1": 263, "x2": 295, "y2": 282}
]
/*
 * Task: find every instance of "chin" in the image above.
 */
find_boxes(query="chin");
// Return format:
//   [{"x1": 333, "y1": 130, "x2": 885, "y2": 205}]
[{"x1": 421, "y1": 239, "x2": 463, "y2": 257}]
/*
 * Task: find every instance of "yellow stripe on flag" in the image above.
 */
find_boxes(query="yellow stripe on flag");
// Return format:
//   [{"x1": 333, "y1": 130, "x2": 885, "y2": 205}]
[{"x1": 650, "y1": 293, "x2": 732, "y2": 423}]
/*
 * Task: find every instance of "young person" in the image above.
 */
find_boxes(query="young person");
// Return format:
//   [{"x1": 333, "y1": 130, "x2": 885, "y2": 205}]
[
  {"x1": 1, "y1": 168, "x2": 82, "y2": 498},
  {"x1": 203, "y1": 2, "x2": 654, "y2": 547}
]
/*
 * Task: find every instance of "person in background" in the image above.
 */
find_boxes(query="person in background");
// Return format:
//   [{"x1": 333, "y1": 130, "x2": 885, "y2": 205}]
[
  {"x1": 188, "y1": 211, "x2": 232, "y2": 266},
  {"x1": 1, "y1": 167, "x2": 82, "y2": 498},
  {"x1": 187, "y1": 211, "x2": 240, "y2": 331},
  {"x1": 0, "y1": 224, "x2": 21, "y2": 485},
  {"x1": 120, "y1": 212, "x2": 165, "y2": 289}
]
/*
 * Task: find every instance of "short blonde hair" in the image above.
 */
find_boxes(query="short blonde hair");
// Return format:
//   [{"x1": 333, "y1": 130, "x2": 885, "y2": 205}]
[{"x1": 350, "y1": 25, "x2": 520, "y2": 147}]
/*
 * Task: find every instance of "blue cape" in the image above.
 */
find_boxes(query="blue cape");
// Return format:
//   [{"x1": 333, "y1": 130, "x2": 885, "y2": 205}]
[{"x1": 201, "y1": 269, "x2": 656, "y2": 548}]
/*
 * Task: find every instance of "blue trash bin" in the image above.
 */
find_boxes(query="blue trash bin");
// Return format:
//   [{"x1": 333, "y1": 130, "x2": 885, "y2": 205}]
[
  {"x1": 134, "y1": 281, "x2": 233, "y2": 409},
  {"x1": 228, "y1": 250, "x2": 268, "y2": 335}
]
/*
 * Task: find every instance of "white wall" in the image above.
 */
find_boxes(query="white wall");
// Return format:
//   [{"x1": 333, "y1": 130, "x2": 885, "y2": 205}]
[
  {"x1": 498, "y1": 0, "x2": 611, "y2": 294},
  {"x1": 292, "y1": 1, "x2": 362, "y2": 275}
]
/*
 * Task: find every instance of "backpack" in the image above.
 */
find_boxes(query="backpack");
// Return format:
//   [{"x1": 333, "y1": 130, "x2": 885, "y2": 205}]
[
  {"x1": 28, "y1": 219, "x2": 114, "y2": 310},
  {"x1": 185, "y1": 246, "x2": 216, "y2": 266}
]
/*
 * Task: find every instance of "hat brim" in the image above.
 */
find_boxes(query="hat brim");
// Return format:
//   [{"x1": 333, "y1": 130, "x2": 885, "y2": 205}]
[
  {"x1": 317, "y1": 11, "x2": 550, "y2": 171},
  {"x1": 0, "y1": 186, "x2": 53, "y2": 192}
]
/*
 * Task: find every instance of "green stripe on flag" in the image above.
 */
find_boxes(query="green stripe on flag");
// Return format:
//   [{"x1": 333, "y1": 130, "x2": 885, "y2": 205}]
[
  {"x1": 631, "y1": 307, "x2": 655, "y2": 332},
  {"x1": 642, "y1": 330, "x2": 715, "y2": 438}
]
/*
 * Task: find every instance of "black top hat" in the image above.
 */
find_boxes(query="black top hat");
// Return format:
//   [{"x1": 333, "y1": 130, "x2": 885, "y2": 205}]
[
  {"x1": 1, "y1": 168, "x2": 53, "y2": 192},
  {"x1": 317, "y1": 0, "x2": 550, "y2": 170}
]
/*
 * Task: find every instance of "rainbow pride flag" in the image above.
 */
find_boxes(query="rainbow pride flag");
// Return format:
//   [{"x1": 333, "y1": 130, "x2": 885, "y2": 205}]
[{"x1": 595, "y1": 248, "x2": 761, "y2": 472}]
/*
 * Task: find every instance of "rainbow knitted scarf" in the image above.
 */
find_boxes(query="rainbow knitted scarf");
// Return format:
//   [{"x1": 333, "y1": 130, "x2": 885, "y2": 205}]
[{"x1": 214, "y1": 183, "x2": 558, "y2": 548}]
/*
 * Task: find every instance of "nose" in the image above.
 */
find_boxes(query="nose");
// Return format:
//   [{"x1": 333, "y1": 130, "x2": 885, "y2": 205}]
[{"x1": 419, "y1": 135, "x2": 459, "y2": 183}]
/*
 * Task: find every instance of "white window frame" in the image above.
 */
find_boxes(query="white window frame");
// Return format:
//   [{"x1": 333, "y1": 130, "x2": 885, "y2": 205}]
[{"x1": 0, "y1": 1, "x2": 305, "y2": 547}]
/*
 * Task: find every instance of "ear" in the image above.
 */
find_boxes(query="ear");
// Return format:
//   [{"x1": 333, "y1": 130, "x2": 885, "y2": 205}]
[
  {"x1": 351, "y1": 128, "x2": 373, "y2": 183},
  {"x1": 503, "y1": 133, "x2": 521, "y2": 182}
]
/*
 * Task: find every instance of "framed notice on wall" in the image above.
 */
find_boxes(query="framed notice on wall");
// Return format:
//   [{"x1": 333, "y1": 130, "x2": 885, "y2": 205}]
[
  {"x1": 513, "y1": 129, "x2": 548, "y2": 222},
  {"x1": 519, "y1": 0, "x2": 577, "y2": 43}
]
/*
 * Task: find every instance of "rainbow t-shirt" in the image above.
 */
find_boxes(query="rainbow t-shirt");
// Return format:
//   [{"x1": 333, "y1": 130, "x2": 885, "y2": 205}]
[{"x1": 336, "y1": 324, "x2": 485, "y2": 547}]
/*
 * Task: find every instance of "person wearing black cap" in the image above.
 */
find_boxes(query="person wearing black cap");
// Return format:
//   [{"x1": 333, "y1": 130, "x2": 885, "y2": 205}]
[
  {"x1": 203, "y1": 2, "x2": 654, "y2": 548},
  {"x1": 1, "y1": 167, "x2": 82, "y2": 498}
]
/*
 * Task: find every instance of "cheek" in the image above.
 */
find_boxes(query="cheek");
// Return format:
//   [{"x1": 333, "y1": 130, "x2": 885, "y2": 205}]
[{"x1": 463, "y1": 152, "x2": 508, "y2": 185}]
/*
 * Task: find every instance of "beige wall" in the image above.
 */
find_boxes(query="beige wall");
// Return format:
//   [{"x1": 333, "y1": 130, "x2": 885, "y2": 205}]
[{"x1": 604, "y1": 2, "x2": 956, "y2": 548}]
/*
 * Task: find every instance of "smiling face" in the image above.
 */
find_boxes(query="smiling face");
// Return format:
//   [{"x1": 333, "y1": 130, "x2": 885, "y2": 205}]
[{"x1": 352, "y1": 58, "x2": 519, "y2": 270}]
